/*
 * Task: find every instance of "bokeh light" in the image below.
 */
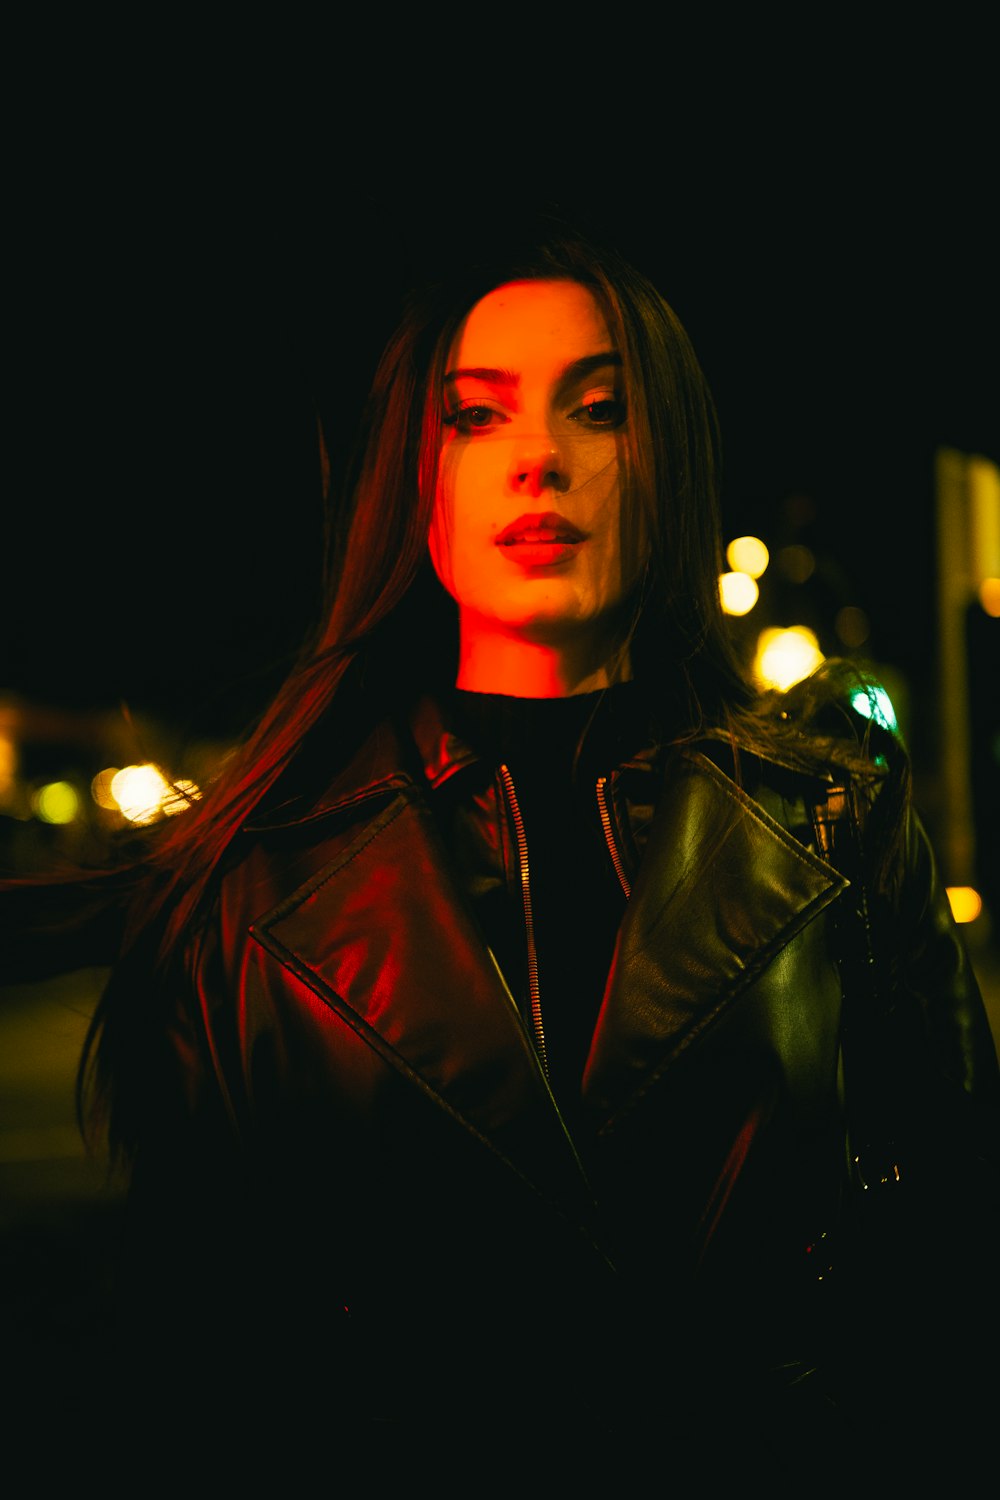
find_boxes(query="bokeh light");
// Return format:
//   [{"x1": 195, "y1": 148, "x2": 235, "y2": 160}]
[
  {"x1": 980, "y1": 577, "x2": 1000, "y2": 617},
  {"x1": 33, "y1": 781, "x2": 80, "y2": 824},
  {"x1": 754, "y1": 626, "x2": 825, "y2": 691},
  {"x1": 946, "y1": 887, "x2": 983, "y2": 924},
  {"x1": 0, "y1": 734, "x2": 16, "y2": 798},
  {"x1": 835, "y1": 606, "x2": 871, "y2": 648},
  {"x1": 719, "y1": 571, "x2": 759, "y2": 616},
  {"x1": 110, "y1": 765, "x2": 168, "y2": 825},
  {"x1": 106, "y1": 765, "x2": 202, "y2": 824},
  {"x1": 160, "y1": 779, "x2": 201, "y2": 817},
  {"x1": 775, "y1": 545, "x2": 816, "y2": 584},
  {"x1": 91, "y1": 767, "x2": 121, "y2": 810},
  {"x1": 726, "y1": 536, "x2": 770, "y2": 578}
]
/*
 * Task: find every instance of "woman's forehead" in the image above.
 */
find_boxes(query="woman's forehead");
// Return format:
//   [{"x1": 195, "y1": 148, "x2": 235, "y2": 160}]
[{"x1": 446, "y1": 279, "x2": 615, "y2": 377}]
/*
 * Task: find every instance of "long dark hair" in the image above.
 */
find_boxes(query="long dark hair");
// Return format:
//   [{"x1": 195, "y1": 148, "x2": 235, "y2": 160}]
[
  {"x1": 107, "y1": 236, "x2": 751, "y2": 940},
  {"x1": 73, "y1": 229, "x2": 905, "y2": 1164}
]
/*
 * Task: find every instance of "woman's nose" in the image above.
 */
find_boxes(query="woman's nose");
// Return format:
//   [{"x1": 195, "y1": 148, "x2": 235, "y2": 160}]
[{"x1": 510, "y1": 437, "x2": 569, "y2": 498}]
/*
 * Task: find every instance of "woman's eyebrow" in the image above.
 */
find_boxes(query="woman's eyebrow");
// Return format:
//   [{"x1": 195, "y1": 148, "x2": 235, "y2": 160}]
[
  {"x1": 444, "y1": 352, "x2": 621, "y2": 386},
  {"x1": 444, "y1": 366, "x2": 519, "y2": 386},
  {"x1": 560, "y1": 352, "x2": 622, "y2": 384}
]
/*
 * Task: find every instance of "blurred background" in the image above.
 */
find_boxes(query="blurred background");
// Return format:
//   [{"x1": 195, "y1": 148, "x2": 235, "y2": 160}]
[{"x1": 2, "y1": 72, "x2": 997, "y2": 1377}]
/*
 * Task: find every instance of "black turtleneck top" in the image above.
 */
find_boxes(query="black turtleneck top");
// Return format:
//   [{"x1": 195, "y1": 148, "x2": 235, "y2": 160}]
[{"x1": 445, "y1": 683, "x2": 650, "y2": 1122}]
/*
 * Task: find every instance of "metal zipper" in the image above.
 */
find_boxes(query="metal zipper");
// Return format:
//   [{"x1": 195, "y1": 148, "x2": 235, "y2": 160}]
[
  {"x1": 596, "y1": 775, "x2": 632, "y2": 899},
  {"x1": 497, "y1": 763, "x2": 548, "y2": 1078}
]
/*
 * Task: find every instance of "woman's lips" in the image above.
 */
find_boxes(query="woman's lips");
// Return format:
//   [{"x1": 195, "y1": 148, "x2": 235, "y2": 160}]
[
  {"x1": 494, "y1": 512, "x2": 587, "y2": 551},
  {"x1": 498, "y1": 540, "x2": 583, "y2": 567}
]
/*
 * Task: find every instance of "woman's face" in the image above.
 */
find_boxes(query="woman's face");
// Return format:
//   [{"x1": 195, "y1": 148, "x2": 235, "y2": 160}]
[{"x1": 429, "y1": 279, "x2": 636, "y2": 664}]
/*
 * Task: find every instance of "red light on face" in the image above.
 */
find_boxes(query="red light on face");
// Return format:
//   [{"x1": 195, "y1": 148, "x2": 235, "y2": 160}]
[{"x1": 429, "y1": 280, "x2": 633, "y2": 697}]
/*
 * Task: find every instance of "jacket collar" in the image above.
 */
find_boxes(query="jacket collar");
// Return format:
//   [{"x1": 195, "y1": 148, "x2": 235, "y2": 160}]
[
  {"x1": 244, "y1": 715, "x2": 421, "y2": 832},
  {"x1": 245, "y1": 689, "x2": 665, "y2": 832}
]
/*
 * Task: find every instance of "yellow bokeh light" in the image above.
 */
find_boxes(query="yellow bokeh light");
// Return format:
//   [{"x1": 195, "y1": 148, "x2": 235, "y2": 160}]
[
  {"x1": 726, "y1": 536, "x2": 770, "y2": 579},
  {"x1": 33, "y1": 781, "x2": 80, "y2": 825},
  {"x1": 754, "y1": 626, "x2": 825, "y2": 692},
  {"x1": 111, "y1": 764, "x2": 173, "y2": 825},
  {"x1": 0, "y1": 734, "x2": 16, "y2": 796},
  {"x1": 946, "y1": 887, "x2": 982, "y2": 924},
  {"x1": 980, "y1": 577, "x2": 1000, "y2": 617},
  {"x1": 161, "y1": 779, "x2": 202, "y2": 816},
  {"x1": 107, "y1": 764, "x2": 201, "y2": 824},
  {"x1": 835, "y1": 606, "x2": 870, "y2": 648},
  {"x1": 719, "y1": 571, "x2": 759, "y2": 616},
  {"x1": 91, "y1": 767, "x2": 122, "y2": 810}
]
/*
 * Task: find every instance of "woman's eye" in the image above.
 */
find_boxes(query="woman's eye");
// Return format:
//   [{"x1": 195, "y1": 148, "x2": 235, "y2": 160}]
[
  {"x1": 443, "y1": 403, "x2": 509, "y2": 435},
  {"x1": 571, "y1": 398, "x2": 626, "y2": 428}
]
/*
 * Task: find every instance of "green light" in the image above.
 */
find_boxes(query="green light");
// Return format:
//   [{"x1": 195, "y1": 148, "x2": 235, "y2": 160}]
[
  {"x1": 33, "y1": 781, "x2": 80, "y2": 824},
  {"x1": 851, "y1": 686, "x2": 897, "y2": 733}
]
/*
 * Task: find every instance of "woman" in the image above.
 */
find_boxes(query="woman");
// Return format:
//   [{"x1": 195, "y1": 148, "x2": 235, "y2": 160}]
[{"x1": 7, "y1": 232, "x2": 999, "y2": 1466}]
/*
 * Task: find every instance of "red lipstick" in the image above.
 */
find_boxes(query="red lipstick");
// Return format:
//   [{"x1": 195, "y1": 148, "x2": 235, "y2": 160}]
[
  {"x1": 494, "y1": 512, "x2": 587, "y2": 568},
  {"x1": 495, "y1": 512, "x2": 587, "y2": 546}
]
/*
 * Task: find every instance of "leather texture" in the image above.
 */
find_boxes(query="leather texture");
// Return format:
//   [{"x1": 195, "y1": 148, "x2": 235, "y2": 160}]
[{"x1": 124, "y1": 696, "x2": 1000, "y2": 1452}]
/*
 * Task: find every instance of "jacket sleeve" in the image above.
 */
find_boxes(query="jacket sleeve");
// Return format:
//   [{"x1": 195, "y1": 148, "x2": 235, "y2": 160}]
[
  {"x1": 810, "y1": 678, "x2": 1000, "y2": 1173},
  {"x1": 880, "y1": 803, "x2": 1000, "y2": 1167},
  {"x1": 820, "y1": 775, "x2": 1000, "y2": 1439},
  {"x1": 114, "y1": 895, "x2": 366, "y2": 1424}
]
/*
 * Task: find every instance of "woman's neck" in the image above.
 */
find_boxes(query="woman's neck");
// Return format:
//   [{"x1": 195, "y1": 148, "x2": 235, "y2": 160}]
[{"x1": 454, "y1": 624, "x2": 632, "y2": 698}]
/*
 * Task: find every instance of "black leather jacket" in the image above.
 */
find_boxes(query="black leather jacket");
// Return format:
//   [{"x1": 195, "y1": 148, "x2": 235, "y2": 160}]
[{"x1": 124, "y1": 693, "x2": 1000, "y2": 1452}]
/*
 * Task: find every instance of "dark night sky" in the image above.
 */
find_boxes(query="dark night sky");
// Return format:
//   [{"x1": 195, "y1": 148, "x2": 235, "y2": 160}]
[{"x1": 6, "y1": 110, "x2": 998, "y2": 775}]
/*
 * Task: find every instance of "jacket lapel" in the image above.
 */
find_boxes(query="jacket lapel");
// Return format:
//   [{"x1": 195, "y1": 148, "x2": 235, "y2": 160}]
[
  {"x1": 251, "y1": 780, "x2": 595, "y2": 1212},
  {"x1": 583, "y1": 749, "x2": 848, "y2": 1127},
  {"x1": 250, "y1": 723, "x2": 847, "y2": 1201}
]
